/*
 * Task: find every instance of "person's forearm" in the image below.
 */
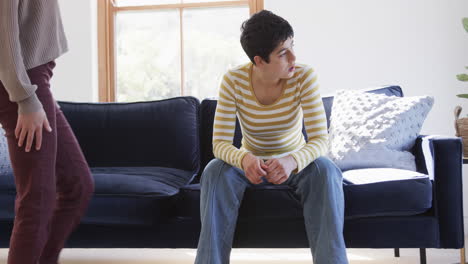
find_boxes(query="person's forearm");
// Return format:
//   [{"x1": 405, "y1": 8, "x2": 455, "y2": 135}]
[
  {"x1": 291, "y1": 135, "x2": 328, "y2": 172},
  {"x1": 213, "y1": 140, "x2": 250, "y2": 169},
  {"x1": 284, "y1": 154, "x2": 298, "y2": 172},
  {"x1": 0, "y1": 0, "x2": 42, "y2": 113}
]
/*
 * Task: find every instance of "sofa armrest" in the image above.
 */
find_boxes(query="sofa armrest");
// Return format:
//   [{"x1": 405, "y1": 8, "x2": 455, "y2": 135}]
[{"x1": 414, "y1": 135, "x2": 464, "y2": 248}]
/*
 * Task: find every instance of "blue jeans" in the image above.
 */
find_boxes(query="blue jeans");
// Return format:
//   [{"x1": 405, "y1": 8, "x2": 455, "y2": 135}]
[{"x1": 194, "y1": 156, "x2": 348, "y2": 264}]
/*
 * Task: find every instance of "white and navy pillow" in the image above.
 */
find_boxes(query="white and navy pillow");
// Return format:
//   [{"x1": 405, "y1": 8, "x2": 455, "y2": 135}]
[{"x1": 327, "y1": 89, "x2": 434, "y2": 171}]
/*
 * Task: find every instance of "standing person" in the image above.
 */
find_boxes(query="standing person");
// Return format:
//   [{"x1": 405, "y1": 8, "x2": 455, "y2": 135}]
[
  {"x1": 0, "y1": 1, "x2": 94, "y2": 263},
  {"x1": 195, "y1": 10, "x2": 348, "y2": 264}
]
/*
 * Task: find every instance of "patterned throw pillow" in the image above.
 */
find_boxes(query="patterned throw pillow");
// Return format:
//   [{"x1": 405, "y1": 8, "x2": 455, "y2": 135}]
[
  {"x1": 327, "y1": 89, "x2": 434, "y2": 171},
  {"x1": 0, "y1": 127, "x2": 12, "y2": 175}
]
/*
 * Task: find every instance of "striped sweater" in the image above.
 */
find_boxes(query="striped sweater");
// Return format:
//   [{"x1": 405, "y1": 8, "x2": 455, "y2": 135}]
[
  {"x1": 0, "y1": 0, "x2": 68, "y2": 114},
  {"x1": 213, "y1": 63, "x2": 329, "y2": 172}
]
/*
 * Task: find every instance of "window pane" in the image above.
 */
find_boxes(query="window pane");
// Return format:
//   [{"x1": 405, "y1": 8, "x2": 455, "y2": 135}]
[
  {"x1": 115, "y1": 0, "x2": 181, "y2": 7},
  {"x1": 183, "y1": 6, "x2": 249, "y2": 99},
  {"x1": 115, "y1": 10, "x2": 181, "y2": 102}
]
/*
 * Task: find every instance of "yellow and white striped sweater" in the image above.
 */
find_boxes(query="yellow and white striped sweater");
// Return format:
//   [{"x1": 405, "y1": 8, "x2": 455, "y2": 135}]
[{"x1": 213, "y1": 63, "x2": 328, "y2": 172}]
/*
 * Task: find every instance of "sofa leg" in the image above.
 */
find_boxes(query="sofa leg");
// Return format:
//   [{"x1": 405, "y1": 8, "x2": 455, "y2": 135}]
[
  {"x1": 461, "y1": 247, "x2": 466, "y2": 264},
  {"x1": 394, "y1": 248, "x2": 400, "y2": 257},
  {"x1": 419, "y1": 248, "x2": 426, "y2": 264}
]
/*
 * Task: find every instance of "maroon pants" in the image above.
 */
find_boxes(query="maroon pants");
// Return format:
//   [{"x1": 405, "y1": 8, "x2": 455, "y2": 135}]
[{"x1": 0, "y1": 61, "x2": 94, "y2": 264}]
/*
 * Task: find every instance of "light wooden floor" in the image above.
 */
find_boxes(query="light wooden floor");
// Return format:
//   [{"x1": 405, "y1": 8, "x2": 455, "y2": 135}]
[{"x1": 0, "y1": 247, "x2": 462, "y2": 264}]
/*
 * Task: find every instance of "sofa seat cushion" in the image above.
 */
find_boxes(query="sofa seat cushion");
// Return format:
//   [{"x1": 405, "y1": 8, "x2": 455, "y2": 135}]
[
  {"x1": 91, "y1": 167, "x2": 194, "y2": 196},
  {"x1": 0, "y1": 170, "x2": 14, "y2": 193},
  {"x1": 0, "y1": 166, "x2": 194, "y2": 224},
  {"x1": 82, "y1": 166, "x2": 195, "y2": 226},
  {"x1": 175, "y1": 168, "x2": 432, "y2": 220},
  {"x1": 0, "y1": 169, "x2": 15, "y2": 221},
  {"x1": 343, "y1": 168, "x2": 432, "y2": 218}
]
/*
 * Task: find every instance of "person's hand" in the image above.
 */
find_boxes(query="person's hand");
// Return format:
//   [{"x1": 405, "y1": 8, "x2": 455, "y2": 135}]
[
  {"x1": 241, "y1": 153, "x2": 268, "y2": 184},
  {"x1": 264, "y1": 155, "x2": 297, "y2": 184},
  {"x1": 15, "y1": 109, "x2": 52, "y2": 152}
]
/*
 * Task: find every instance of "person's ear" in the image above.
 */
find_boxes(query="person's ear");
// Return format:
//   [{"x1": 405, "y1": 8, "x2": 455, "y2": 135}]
[{"x1": 253, "y1": 55, "x2": 264, "y2": 67}]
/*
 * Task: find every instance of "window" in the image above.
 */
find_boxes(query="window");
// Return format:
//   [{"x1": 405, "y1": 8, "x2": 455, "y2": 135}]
[{"x1": 98, "y1": 0, "x2": 264, "y2": 102}]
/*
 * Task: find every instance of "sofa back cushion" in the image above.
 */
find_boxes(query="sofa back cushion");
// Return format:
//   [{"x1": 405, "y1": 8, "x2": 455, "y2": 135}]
[
  {"x1": 199, "y1": 86, "x2": 403, "y2": 177},
  {"x1": 58, "y1": 97, "x2": 200, "y2": 174}
]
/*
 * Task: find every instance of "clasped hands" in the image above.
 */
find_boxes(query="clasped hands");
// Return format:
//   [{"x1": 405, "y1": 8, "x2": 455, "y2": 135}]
[{"x1": 241, "y1": 152, "x2": 297, "y2": 185}]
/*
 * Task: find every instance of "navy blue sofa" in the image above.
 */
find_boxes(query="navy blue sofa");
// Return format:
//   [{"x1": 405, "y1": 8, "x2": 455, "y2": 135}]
[{"x1": 0, "y1": 86, "x2": 464, "y2": 262}]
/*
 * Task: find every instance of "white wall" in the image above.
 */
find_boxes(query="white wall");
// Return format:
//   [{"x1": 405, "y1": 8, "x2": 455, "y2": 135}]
[
  {"x1": 53, "y1": 0, "x2": 468, "y2": 233},
  {"x1": 51, "y1": 0, "x2": 95, "y2": 102}
]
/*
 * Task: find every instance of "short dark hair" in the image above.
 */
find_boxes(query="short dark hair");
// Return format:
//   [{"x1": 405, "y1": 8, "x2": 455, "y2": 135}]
[{"x1": 240, "y1": 10, "x2": 294, "y2": 64}]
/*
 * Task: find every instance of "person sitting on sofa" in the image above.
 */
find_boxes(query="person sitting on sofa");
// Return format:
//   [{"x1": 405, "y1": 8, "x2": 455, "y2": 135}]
[{"x1": 194, "y1": 10, "x2": 348, "y2": 264}]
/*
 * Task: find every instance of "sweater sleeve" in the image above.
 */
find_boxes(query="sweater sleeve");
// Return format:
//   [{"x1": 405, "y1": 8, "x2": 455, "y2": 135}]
[
  {"x1": 0, "y1": 0, "x2": 42, "y2": 114},
  {"x1": 290, "y1": 67, "x2": 329, "y2": 172},
  {"x1": 212, "y1": 72, "x2": 250, "y2": 169}
]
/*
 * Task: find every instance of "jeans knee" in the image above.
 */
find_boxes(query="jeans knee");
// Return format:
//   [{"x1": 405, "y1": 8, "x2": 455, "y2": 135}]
[
  {"x1": 309, "y1": 156, "x2": 343, "y2": 184},
  {"x1": 201, "y1": 159, "x2": 226, "y2": 184},
  {"x1": 314, "y1": 156, "x2": 339, "y2": 171}
]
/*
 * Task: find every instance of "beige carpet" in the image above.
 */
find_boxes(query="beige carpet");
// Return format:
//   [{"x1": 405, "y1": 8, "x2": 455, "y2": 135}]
[{"x1": 0, "y1": 247, "x2": 462, "y2": 264}]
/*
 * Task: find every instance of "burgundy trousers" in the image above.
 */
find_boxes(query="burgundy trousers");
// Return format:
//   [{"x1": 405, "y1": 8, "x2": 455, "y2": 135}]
[{"x1": 0, "y1": 61, "x2": 94, "y2": 264}]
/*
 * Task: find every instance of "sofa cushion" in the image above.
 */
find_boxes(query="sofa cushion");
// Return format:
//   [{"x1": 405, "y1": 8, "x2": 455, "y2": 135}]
[
  {"x1": 0, "y1": 130, "x2": 14, "y2": 221},
  {"x1": 91, "y1": 167, "x2": 195, "y2": 196},
  {"x1": 0, "y1": 128, "x2": 11, "y2": 177},
  {"x1": 342, "y1": 168, "x2": 429, "y2": 185},
  {"x1": 0, "y1": 128, "x2": 15, "y2": 221},
  {"x1": 0, "y1": 128, "x2": 13, "y2": 192},
  {"x1": 327, "y1": 89, "x2": 434, "y2": 171},
  {"x1": 58, "y1": 96, "x2": 200, "y2": 174},
  {"x1": 0, "y1": 166, "x2": 194, "y2": 225},
  {"x1": 342, "y1": 168, "x2": 432, "y2": 219},
  {"x1": 81, "y1": 167, "x2": 194, "y2": 226},
  {"x1": 175, "y1": 168, "x2": 432, "y2": 220}
]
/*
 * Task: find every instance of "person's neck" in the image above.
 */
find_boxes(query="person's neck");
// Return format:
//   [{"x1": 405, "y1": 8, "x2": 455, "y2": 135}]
[{"x1": 252, "y1": 64, "x2": 282, "y2": 89}]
